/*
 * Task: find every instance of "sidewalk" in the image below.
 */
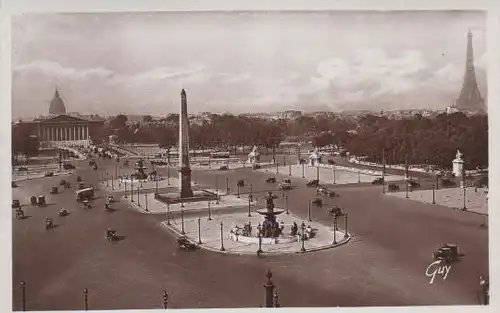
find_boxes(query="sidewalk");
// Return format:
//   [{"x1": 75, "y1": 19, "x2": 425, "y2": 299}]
[
  {"x1": 257, "y1": 164, "x2": 404, "y2": 184},
  {"x1": 161, "y1": 211, "x2": 351, "y2": 255},
  {"x1": 386, "y1": 187, "x2": 488, "y2": 215}
]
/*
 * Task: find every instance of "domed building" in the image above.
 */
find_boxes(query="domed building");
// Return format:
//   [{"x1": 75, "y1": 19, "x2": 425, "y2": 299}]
[
  {"x1": 48, "y1": 89, "x2": 66, "y2": 115},
  {"x1": 13, "y1": 88, "x2": 104, "y2": 147}
]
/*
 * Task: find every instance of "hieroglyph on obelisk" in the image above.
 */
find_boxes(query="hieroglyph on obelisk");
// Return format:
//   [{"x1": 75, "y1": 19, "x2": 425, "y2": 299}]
[{"x1": 178, "y1": 89, "x2": 194, "y2": 198}]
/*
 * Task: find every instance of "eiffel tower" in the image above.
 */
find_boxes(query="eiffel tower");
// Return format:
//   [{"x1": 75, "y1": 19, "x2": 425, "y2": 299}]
[{"x1": 455, "y1": 30, "x2": 485, "y2": 111}]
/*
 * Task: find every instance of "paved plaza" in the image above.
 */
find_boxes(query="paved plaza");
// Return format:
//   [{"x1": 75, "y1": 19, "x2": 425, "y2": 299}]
[
  {"x1": 386, "y1": 187, "x2": 488, "y2": 215},
  {"x1": 257, "y1": 164, "x2": 404, "y2": 184},
  {"x1": 124, "y1": 191, "x2": 255, "y2": 214},
  {"x1": 12, "y1": 169, "x2": 75, "y2": 182},
  {"x1": 161, "y1": 211, "x2": 350, "y2": 255}
]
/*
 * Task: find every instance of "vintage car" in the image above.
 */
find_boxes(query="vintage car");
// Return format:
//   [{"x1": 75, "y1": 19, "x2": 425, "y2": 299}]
[
  {"x1": 76, "y1": 187, "x2": 94, "y2": 202},
  {"x1": 177, "y1": 236, "x2": 197, "y2": 251},
  {"x1": 388, "y1": 183, "x2": 400, "y2": 191},
  {"x1": 12, "y1": 181, "x2": 18, "y2": 188},
  {"x1": 433, "y1": 243, "x2": 463, "y2": 263},
  {"x1": 407, "y1": 179, "x2": 421, "y2": 188},
  {"x1": 15, "y1": 208, "x2": 24, "y2": 219},
  {"x1": 12, "y1": 199, "x2": 20, "y2": 208},
  {"x1": 252, "y1": 164, "x2": 261, "y2": 170},
  {"x1": 106, "y1": 229, "x2": 119, "y2": 241},
  {"x1": 440, "y1": 178, "x2": 457, "y2": 187},
  {"x1": 218, "y1": 165, "x2": 229, "y2": 171},
  {"x1": 45, "y1": 218, "x2": 54, "y2": 230},
  {"x1": 59, "y1": 179, "x2": 67, "y2": 186},
  {"x1": 237, "y1": 179, "x2": 245, "y2": 187},
  {"x1": 63, "y1": 163, "x2": 76, "y2": 170},
  {"x1": 328, "y1": 206, "x2": 345, "y2": 217},
  {"x1": 50, "y1": 186, "x2": 59, "y2": 194},
  {"x1": 307, "y1": 179, "x2": 320, "y2": 187},
  {"x1": 372, "y1": 177, "x2": 384, "y2": 185},
  {"x1": 18, "y1": 166, "x2": 28, "y2": 172},
  {"x1": 317, "y1": 187, "x2": 338, "y2": 197},
  {"x1": 76, "y1": 176, "x2": 83, "y2": 182},
  {"x1": 59, "y1": 208, "x2": 69, "y2": 217},
  {"x1": 265, "y1": 177, "x2": 276, "y2": 183},
  {"x1": 327, "y1": 159, "x2": 336, "y2": 165},
  {"x1": 44, "y1": 172, "x2": 54, "y2": 177},
  {"x1": 37, "y1": 195, "x2": 46, "y2": 207},
  {"x1": 278, "y1": 181, "x2": 292, "y2": 190},
  {"x1": 311, "y1": 198, "x2": 323, "y2": 207},
  {"x1": 88, "y1": 160, "x2": 96, "y2": 167}
]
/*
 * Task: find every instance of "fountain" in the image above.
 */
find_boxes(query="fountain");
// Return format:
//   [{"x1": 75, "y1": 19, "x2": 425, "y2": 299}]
[
  {"x1": 131, "y1": 159, "x2": 148, "y2": 180},
  {"x1": 256, "y1": 192, "x2": 285, "y2": 238}
]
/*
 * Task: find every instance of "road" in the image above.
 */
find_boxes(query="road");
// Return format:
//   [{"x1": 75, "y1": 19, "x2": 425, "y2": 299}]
[{"x1": 12, "y1": 157, "x2": 488, "y2": 310}]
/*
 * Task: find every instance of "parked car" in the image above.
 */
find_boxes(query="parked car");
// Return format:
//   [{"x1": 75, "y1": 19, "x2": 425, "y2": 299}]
[
  {"x1": 407, "y1": 179, "x2": 420, "y2": 188},
  {"x1": 44, "y1": 172, "x2": 54, "y2": 177},
  {"x1": 388, "y1": 183, "x2": 400, "y2": 191},
  {"x1": 440, "y1": 178, "x2": 456, "y2": 187},
  {"x1": 218, "y1": 165, "x2": 229, "y2": 171},
  {"x1": 63, "y1": 163, "x2": 75, "y2": 170},
  {"x1": 372, "y1": 177, "x2": 384, "y2": 185}
]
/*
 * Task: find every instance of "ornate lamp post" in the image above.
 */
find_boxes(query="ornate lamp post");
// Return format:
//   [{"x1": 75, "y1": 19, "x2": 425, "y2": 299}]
[
  {"x1": 162, "y1": 289, "x2": 169, "y2": 309},
  {"x1": 302, "y1": 162, "x2": 305, "y2": 178},
  {"x1": 264, "y1": 269, "x2": 276, "y2": 308},
  {"x1": 333, "y1": 217, "x2": 338, "y2": 245},
  {"x1": 106, "y1": 172, "x2": 109, "y2": 187},
  {"x1": 285, "y1": 194, "x2": 289, "y2": 215},
  {"x1": 155, "y1": 173, "x2": 159, "y2": 195},
  {"x1": 333, "y1": 167, "x2": 336, "y2": 184},
  {"x1": 358, "y1": 170, "x2": 361, "y2": 183},
  {"x1": 344, "y1": 213, "x2": 348, "y2": 238},
  {"x1": 300, "y1": 221, "x2": 306, "y2": 252},
  {"x1": 276, "y1": 162, "x2": 279, "y2": 174},
  {"x1": 20, "y1": 281, "x2": 26, "y2": 311},
  {"x1": 166, "y1": 203, "x2": 171, "y2": 226},
  {"x1": 226, "y1": 177, "x2": 229, "y2": 195},
  {"x1": 197, "y1": 217, "x2": 202, "y2": 244},
  {"x1": 137, "y1": 184, "x2": 141, "y2": 207},
  {"x1": 463, "y1": 187, "x2": 467, "y2": 211},
  {"x1": 167, "y1": 164, "x2": 171, "y2": 186},
  {"x1": 181, "y1": 209, "x2": 185, "y2": 234},
  {"x1": 316, "y1": 166, "x2": 319, "y2": 182},
  {"x1": 248, "y1": 197, "x2": 252, "y2": 217},
  {"x1": 145, "y1": 193, "x2": 148, "y2": 211},
  {"x1": 207, "y1": 200, "x2": 212, "y2": 220},
  {"x1": 111, "y1": 175, "x2": 114, "y2": 190},
  {"x1": 308, "y1": 200, "x2": 312, "y2": 222},
  {"x1": 83, "y1": 288, "x2": 88, "y2": 311},
  {"x1": 220, "y1": 221, "x2": 225, "y2": 251},
  {"x1": 257, "y1": 223, "x2": 263, "y2": 255},
  {"x1": 405, "y1": 178, "x2": 409, "y2": 199},
  {"x1": 432, "y1": 185, "x2": 436, "y2": 204},
  {"x1": 250, "y1": 184, "x2": 253, "y2": 203},
  {"x1": 289, "y1": 164, "x2": 292, "y2": 176},
  {"x1": 130, "y1": 177, "x2": 134, "y2": 202},
  {"x1": 124, "y1": 180, "x2": 128, "y2": 198}
]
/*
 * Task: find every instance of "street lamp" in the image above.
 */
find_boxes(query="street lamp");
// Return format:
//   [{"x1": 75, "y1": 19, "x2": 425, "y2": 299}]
[
  {"x1": 226, "y1": 177, "x2": 229, "y2": 195},
  {"x1": 248, "y1": 197, "x2": 252, "y2": 217},
  {"x1": 333, "y1": 217, "x2": 337, "y2": 245},
  {"x1": 289, "y1": 164, "x2": 292, "y2": 176},
  {"x1": 264, "y1": 269, "x2": 276, "y2": 308},
  {"x1": 83, "y1": 288, "x2": 88, "y2": 311},
  {"x1": 316, "y1": 166, "x2": 319, "y2": 181},
  {"x1": 198, "y1": 217, "x2": 202, "y2": 244},
  {"x1": 124, "y1": 180, "x2": 128, "y2": 198},
  {"x1": 106, "y1": 172, "x2": 109, "y2": 187},
  {"x1": 285, "y1": 194, "x2": 289, "y2": 215},
  {"x1": 250, "y1": 184, "x2": 253, "y2": 203},
  {"x1": 166, "y1": 203, "x2": 171, "y2": 225},
  {"x1": 215, "y1": 177, "x2": 219, "y2": 204},
  {"x1": 137, "y1": 184, "x2": 141, "y2": 207},
  {"x1": 462, "y1": 187, "x2": 467, "y2": 211},
  {"x1": 308, "y1": 200, "x2": 312, "y2": 222},
  {"x1": 220, "y1": 221, "x2": 225, "y2": 251},
  {"x1": 344, "y1": 213, "x2": 348, "y2": 238},
  {"x1": 111, "y1": 175, "x2": 114, "y2": 190},
  {"x1": 237, "y1": 184, "x2": 240, "y2": 198},
  {"x1": 20, "y1": 281, "x2": 26, "y2": 311},
  {"x1": 130, "y1": 177, "x2": 134, "y2": 202},
  {"x1": 405, "y1": 178, "x2": 409, "y2": 199},
  {"x1": 302, "y1": 162, "x2": 305, "y2": 178},
  {"x1": 333, "y1": 167, "x2": 336, "y2": 184},
  {"x1": 207, "y1": 200, "x2": 212, "y2": 220},
  {"x1": 300, "y1": 222, "x2": 306, "y2": 252},
  {"x1": 163, "y1": 289, "x2": 169, "y2": 309},
  {"x1": 257, "y1": 223, "x2": 263, "y2": 255},
  {"x1": 181, "y1": 209, "x2": 185, "y2": 234},
  {"x1": 358, "y1": 170, "x2": 361, "y2": 183},
  {"x1": 145, "y1": 193, "x2": 148, "y2": 211},
  {"x1": 432, "y1": 185, "x2": 436, "y2": 204},
  {"x1": 276, "y1": 162, "x2": 279, "y2": 174}
]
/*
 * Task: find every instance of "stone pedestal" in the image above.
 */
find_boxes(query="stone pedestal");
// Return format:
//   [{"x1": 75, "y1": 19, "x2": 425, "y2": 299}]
[
  {"x1": 179, "y1": 167, "x2": 194, "y2": 198},
  {"x1": 453, "y1": 158, "x2": 464, "y2": 177}
]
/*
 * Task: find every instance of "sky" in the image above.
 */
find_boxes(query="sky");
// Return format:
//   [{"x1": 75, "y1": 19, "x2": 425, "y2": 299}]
[{"x1": 11, "y1": 10, "x2": 487, "y2": 118}]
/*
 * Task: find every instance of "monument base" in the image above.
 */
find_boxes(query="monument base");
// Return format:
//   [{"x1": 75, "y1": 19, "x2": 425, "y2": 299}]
[{"x1": 155, "y1": 190, "x2": 218, "y2": 205}]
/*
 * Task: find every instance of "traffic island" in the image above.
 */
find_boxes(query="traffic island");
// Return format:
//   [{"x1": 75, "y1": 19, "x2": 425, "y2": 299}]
[
  {"x1": 161, "y1": 211, "x2": 351, "y2": 255},
  {"x1": 385, "y1": 187, "x2": 488, "y2": 215}
]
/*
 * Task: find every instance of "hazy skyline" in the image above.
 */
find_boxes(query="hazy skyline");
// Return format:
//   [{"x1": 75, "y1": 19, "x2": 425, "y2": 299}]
[{"x1": 11, "y1": 10, "x2": 487, "y2": 118}]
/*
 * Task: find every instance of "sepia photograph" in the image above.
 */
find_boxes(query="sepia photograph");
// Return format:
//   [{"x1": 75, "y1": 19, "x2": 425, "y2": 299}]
[{"x1": 4, "y1": 0, "x2": 497, "y2": 312}]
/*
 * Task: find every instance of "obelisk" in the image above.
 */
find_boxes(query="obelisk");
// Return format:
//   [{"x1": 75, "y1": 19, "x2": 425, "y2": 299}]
[{"x1": 178, "y1": 89, "x2": 194, "y2": 198}]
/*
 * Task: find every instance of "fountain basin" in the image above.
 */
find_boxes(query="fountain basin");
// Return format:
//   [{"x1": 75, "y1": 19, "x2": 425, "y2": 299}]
[{"x1": 229, "y1": 233, "x2": 298, "y2": 244}]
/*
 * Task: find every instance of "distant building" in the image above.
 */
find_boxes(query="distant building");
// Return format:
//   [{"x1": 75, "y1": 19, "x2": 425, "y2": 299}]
[
  {"x1": 277, "y1": 110, "x2": 302, "y2": 120},
  {"x1": 13, "y1": 88, "x2": 104, "y2": 146}
]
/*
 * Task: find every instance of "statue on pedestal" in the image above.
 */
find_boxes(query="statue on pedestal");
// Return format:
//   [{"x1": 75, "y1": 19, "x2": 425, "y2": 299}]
[
  {"x1": 309, "y1": 148, "x2": 321, "y2": 166},
  {"x1": 453, "y1": 149, "x2": 464, "y2": 177},
  {"x1": 247, "y1": 145, "x2": 260, "y2": 164}
]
